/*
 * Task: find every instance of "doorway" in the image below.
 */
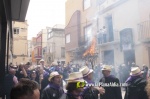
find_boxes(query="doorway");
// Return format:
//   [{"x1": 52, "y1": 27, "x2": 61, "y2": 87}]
[
  {"x1": 124, "y1": 50, "x2": 135, "y2": 65},
  {"x1": 104, "y1": 50, "x2": 114, "y2": 65}
]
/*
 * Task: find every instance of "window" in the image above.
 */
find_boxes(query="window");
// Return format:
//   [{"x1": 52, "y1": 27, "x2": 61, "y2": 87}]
[
  {"x1": 14, "y1": 28, "x2": 20, "y2": 34},
  {"x1": 66, "y1": 34, "x2": 70, "y2": 43},
  {"x1": 85, "y1": 25, "x2": 92, "y2": 42},
  {"x1": 48, "y1": 33, "x2": 51, "y2": 38},
  {"x1": 48, "y1": 32, "x2": 53, "y2": 39},
  {"x1": 83, "y1": 0, "x2": 91, "y2": 10},
  {"x1": 48, "y1": 29, "x2": 52, "y2": 32},
  {"x1": 61, "y1": 47, "x2": 65, "y2": 58}
]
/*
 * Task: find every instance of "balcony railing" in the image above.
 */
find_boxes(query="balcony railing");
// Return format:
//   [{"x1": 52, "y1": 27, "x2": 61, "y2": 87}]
[
  {"x1": 138, "y1": 20, "x2": 150, "y2": 42},
  {"x1": 97, "y1": 29, "x2": 120, "y2": 45},
  {"x1": 98, "y1": 0, "x2": 127, "y2": 14}
]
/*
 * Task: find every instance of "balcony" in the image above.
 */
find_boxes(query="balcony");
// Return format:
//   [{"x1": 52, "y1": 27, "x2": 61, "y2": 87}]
[
  {"x1": 138, "y1": 20, "x2": 150, "y2": 42},
  {"x1": 97, "y1": 29, "x2": 120, "y2": 46},
  {"x1": 98, "y1": 0, "x2": 127, "y2": 14}
]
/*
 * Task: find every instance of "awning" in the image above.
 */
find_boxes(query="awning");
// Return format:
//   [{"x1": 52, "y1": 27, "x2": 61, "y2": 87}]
[{"x1": 11, "y1": 0, "x2": 30, "y2": 22}]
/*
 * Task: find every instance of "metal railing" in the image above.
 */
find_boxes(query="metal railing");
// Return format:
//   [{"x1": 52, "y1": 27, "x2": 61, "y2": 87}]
[
  {"x1": 138, "y1": 20, "x2": 150, "y2": 42},
  {"x1": 97, "y1": 29, "x2": 120, "y2": 45}
]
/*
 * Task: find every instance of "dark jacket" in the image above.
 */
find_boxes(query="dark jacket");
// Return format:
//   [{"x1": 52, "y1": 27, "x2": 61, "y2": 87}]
[
  {"x1": 82, "y1": 79, "x2": 99, "y2": 99},
  {"x1": 41, "y1": 83, "x2": 64, "y2": 99},
  {"x1": 124, "y1": 76, "x2": 148, "y2": 99},
  {"x1": 4, "y1": 74, "x2": 15, "y2": 95},
  {"x1": 82, "y1": 87, "x2": 99, "y2": 99},
  {"x1": 99, "y1": 75, "x2": 122, "y2": 99},
  {"x1": 60, "y1": 93, "x2": 83, "y2": 99}
]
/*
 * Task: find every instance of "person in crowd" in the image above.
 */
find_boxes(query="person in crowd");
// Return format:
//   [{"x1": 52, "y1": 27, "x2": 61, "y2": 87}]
[
  {"x1": 10, "y1": 78, "x2": 40, "y2": 99},
  {"x1": 49, "y1": 62, "x2": 57, "y2": 73},
  {"x1": 110, "y1": 65, "x2": 116, "y2": 76},
  {"x1": 16, "y1": 63, "x2": 29, "y2": 81},
  {"x1": 94, "y1": 63, "x2": 103, "y2": 82},
  {"x1": 94, "y1": 65, "x2": 99, "y2": 82},
  {"x1": 145, "y1": 78, "x2": 150, "y2": 99},
  {"x1": 55, "y1": 64, "x2": 63, "y2": 75},
  {"x1": 39, "y1": 59, "x2": 49, "y2": 73},
  {"x1": 41, "y1": 71, "x2": 64, "y2": 99},
  {"x1": 73, "y1": 65, "x2": 78, "y2": 72},
  {"x1": 119, "y1": 64, "x2": 130, "y2": 83},
  {"x1": 97, "y1": 29, "x2": 103, "y2": 44},
  {"x1": 79, "y1": 66, "x2": 105, "y2": 99},
  {"x1": 99, "y1": 65, "x2": 122, "y2": 99},
  {"x1": 24, "y1": 62, "x2": 31, "y2": 76},
  {"x1": 60, "y1": 72, "x2": 85, "y2": 99},
  {"x1": 36, "y1": 65, "x2": 49, "y2": 93},
  {"x1": 30, "y1": 70, "x2": 39, "y2": 83},
  {"x1": 102, "y1": 26, "x2": 107, "y2": 43},
  {"x1": 124, "y1": 67, "x2": 148, "y2": 99},
  {"x1": 142, "y1": 64, "x2": 149, "y2": 79},
  {"x1": 63, "y1": 65, "x2": 69, "y2": 81},
  {"x1": 4, "y1": 66, "x2": 18, "y2": 99}
]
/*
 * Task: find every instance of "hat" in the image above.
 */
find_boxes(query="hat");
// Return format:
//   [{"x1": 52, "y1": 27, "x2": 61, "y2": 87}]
[
  {"x1": 9, "y1": 65, "x2": 18, "y2": 71},
  {"x1": 39, "y1": 59, "x2": 44, "y2": 62},
  {"x1": 130, "y1": 67, "x2": 144, "y2": 76},
  {"x1": 10, "y1": 65, "x2": 18, "y2": 69},
  {"x1": 48, "y1": 71, "x2": 62, "y2": 81},
  {"x1": 79, "y1": 66, "x2": 93, "y2": 77},
  {"x1": 101, "y1": 65, "x2": 111, "y2": 71},
  {"x1": 66, "y1": 72, "x2": 84, "y2": 83}
]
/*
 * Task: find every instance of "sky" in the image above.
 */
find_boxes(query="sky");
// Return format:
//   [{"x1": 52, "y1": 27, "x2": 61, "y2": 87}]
[{"x1": 26, "y1": 0, "x2": 66, "y2": 40}]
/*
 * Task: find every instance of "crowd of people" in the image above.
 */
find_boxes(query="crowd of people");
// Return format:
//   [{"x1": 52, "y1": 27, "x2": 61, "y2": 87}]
[{"x1": 2, "y1": 59, "x2": 150, "y2": 99}]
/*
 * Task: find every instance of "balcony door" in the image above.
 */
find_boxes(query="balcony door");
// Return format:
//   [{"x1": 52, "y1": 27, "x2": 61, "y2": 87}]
[{"x1": 106, "y1": 16, "x2": 114, "y2": 42}]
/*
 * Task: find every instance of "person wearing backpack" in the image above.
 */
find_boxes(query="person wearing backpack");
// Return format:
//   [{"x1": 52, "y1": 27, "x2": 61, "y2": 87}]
[{"x1": 124, "y1": 67, "x2": 148, "y2": 99}]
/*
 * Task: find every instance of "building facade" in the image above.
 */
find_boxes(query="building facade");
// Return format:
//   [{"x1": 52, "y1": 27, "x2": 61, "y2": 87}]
[
  {"x1": 97, "y1": 0, "x2": 150, "y2": 67},
  {"x1": 46, "y1": 25, "x2": 65, "y2": 65},
  {"x1": 137, "y1": 0, "x2": 150, "y2": 67},
  {"x1": 65, "y1": 0, "x2": 98, "y2": 65},
  {"x1": 12, "y1": 21, "x2": 29, "y2": 65},
  {"x1": 31, "y1": 37, "x2": 36, "y2": 65},
  {"x1": 0, "y1": 0, "x2": 30, "y2": 96},
  {"x1": 34, "y1": 29, "x2": 47, "y2": 64},
  {"x1": 65, "y1": 0, "x2": 150, "y2": 68},
  {"x1": 27, "y1": 40, "x2": 32, "y2": 63}
]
